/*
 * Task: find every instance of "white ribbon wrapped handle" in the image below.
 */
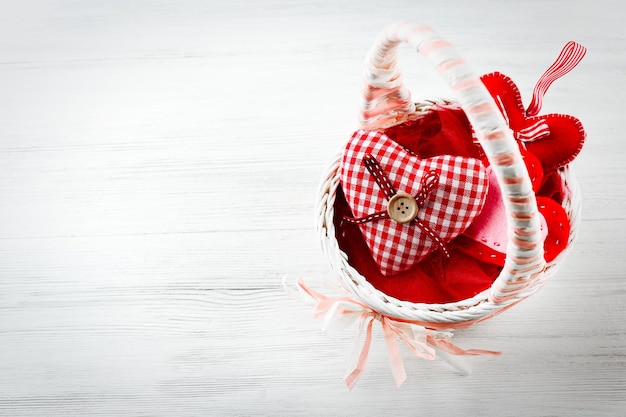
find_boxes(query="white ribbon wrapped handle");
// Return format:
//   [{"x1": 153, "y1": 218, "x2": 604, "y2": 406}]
[{"x1": 359, "y1": 21, "x2": 546, "y2": 303}]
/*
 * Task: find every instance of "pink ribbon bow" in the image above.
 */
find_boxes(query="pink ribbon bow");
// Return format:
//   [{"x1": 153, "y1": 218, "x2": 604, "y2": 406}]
[{"x1": 292, "y1": 277, "x2": 500, "y2": 389}]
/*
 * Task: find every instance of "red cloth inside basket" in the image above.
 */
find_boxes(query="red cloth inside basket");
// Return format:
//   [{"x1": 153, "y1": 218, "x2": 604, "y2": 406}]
[
  {"x1": 334, "y1": 186, "x2": 502, "y2": 303},
  {"x1": 333, "y1": 104, "x2": 571, "y2": 304}
]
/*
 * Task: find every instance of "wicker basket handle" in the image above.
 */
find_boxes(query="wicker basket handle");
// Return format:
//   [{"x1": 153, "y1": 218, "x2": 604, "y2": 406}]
[{"x1": 359, "y1": 21, "x2": 546, "y2": 303}]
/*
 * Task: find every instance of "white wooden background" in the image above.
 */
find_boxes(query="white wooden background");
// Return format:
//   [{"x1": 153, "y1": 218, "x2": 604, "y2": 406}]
[{"x1": 0, "y1": 1, "x2": 624, "y2": 416}]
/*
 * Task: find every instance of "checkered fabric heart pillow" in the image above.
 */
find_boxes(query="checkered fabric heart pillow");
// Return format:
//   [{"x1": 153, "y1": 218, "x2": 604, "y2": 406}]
[{"x1": 341, "y1": 130, "x2": 489, "y2": 276}]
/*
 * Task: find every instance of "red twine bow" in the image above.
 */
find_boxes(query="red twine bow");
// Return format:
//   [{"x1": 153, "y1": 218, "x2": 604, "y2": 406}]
[{"x1": 344, "y1": 154, "x2": 450, "y2": 258}]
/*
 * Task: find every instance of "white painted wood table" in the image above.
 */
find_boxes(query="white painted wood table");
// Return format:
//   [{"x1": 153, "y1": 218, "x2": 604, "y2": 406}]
[{"x1": 1, "y1": 1, "x2": 624, "y2": 416}]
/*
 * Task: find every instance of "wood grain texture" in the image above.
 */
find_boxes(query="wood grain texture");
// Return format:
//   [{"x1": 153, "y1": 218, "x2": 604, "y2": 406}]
[{"x1": 0, "y1": 1, "x2": 624, "y2": 416}]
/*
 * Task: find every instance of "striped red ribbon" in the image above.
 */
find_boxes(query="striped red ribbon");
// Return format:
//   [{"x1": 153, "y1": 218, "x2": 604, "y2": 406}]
[{"x1": 525, "y1": 41, "x2": 587, "y2": 116}]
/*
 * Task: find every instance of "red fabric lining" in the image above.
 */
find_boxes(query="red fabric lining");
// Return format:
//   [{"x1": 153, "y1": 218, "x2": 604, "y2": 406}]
[
  {"x1": 385, "y1": 105, "x2": 482, "y2": 160},
  {"x1": 333, "y1": 186, "x2": 501, "y2": 304}
]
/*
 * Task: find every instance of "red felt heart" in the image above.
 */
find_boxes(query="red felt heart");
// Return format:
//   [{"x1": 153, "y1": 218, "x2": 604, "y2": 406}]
[
  {"x1": 481, "y1": 72, "x2": 585, "y2": 173},
  {"x1": 340, "y1": 130, "x2": 488, "y2": 276},
  {"x1": 537, "y1": 196, "x2": 571, "y2": 262}
]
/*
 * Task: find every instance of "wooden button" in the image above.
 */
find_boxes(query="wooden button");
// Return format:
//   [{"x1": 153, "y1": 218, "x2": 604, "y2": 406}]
[{"x1": 387, "y1": 192, "x2": 418, "y2": 224}]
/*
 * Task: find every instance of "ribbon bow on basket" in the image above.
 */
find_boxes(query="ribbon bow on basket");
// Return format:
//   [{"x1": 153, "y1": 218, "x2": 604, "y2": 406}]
[{"x1": 286, "y1": 277, "x2": 500, "y2": 389}]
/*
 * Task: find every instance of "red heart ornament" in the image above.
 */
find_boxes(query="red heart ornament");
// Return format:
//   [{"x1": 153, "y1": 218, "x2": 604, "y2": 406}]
[
  {"x1": 341, "y1": 130, "x2": 489, "y2": 276},
  {"x1": 537, "y1": 196, "x2": 571, "y2": 262},
  {"x1": 481, "y1": 72, "x2": 585, "y2": 173}
]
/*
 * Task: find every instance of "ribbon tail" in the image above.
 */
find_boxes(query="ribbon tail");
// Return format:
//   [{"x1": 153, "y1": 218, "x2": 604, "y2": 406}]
[
  {"x1": 389, "y1": 323, "x2": 437, "y2": 361},
  {"x1": 345, "y1": 315, "x2": 375, "y2": 390},
  {"x1": 413, "y1": 219, "x2": 450, "y2": 258},
  {"x1": 427, "y1": 335, "x2": 502, "y2": 357},
  {"x1": 283, "y1": 274, "x2": 303, "y2": 300},
  {"x1": 381, "y1": 319, "x2": 407, "y2": 387},
  {"x1": 320, "y1": 301, "x2": 363, "y2": 334},
  {"x1": 294, "y1": 276, "x2": 327, "y2": 304},
  {"x1": 526, "y1": 41, "x2": 587, "y2": 116}
]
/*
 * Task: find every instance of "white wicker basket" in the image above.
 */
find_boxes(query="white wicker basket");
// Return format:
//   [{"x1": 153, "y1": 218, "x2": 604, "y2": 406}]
[
  {"x1": 300, "y1": 21, "x2": 582, "y2": 387},
  {"x1": 317, "y1": 151, "x2": 580, "y2": 325}
]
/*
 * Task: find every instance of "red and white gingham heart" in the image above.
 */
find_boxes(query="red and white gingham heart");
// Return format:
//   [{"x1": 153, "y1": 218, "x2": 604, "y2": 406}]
[{"x1": 341, "y1": 130, "x2": 489, "y2": 276}]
